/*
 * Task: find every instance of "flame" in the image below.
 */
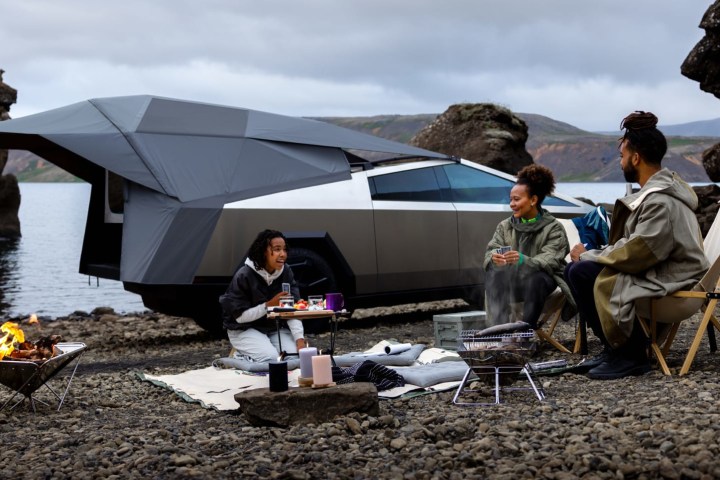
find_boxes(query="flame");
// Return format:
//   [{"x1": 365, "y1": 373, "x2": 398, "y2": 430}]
[
  {"x1": 0, "y1": 321, "x2": 25, "y2": 361},
  {"x1": 28, "y1": 314, "x2": 38, "y2": 325}
]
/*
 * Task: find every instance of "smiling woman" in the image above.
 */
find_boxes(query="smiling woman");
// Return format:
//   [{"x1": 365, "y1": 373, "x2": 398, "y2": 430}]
[
  {"x1": 219, "y1": 229, "x2": 308, "y2": 362},
  {"x1": 483, "y1": 165, "x2": 573, "y2": 329}
]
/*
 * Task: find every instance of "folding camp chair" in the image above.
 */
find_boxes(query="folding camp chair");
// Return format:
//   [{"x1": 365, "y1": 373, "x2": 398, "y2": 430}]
[
  {"x1": 533, "y1": 289, "x2": 577, "y2": 353},
  {"x1": 532, "y1": 218, "x2": 586, "y2": 354},
  {"x1": 636, "y1": 212, "x2": 720, "y2": 375}
]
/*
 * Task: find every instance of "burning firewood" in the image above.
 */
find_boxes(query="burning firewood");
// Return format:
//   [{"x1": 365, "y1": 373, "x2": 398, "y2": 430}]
[
  {"x1": 9, "y1": 335, "x2": 64, "y2": 361},
  {"x1": 0, "y1": 321, "x2": 63, "y2": 361}
]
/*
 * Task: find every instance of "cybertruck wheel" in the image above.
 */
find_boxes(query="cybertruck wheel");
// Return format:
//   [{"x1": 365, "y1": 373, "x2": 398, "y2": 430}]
[
  {"x1": 192, "y1": 315, "x2": 226, "y2": 339},
  {"x1": 287, "y1": 247, "x2": 338, "y2": 296}
]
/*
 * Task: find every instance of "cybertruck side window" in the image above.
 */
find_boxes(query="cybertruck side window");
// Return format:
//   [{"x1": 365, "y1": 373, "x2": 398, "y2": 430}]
[
  {"x1": 369, "y1": 167, "x2": 443, "y2": 202},
  {"x1": 440, "y1": 164, "x2": 513, "y2": 204},
  {"x1": 439, "y1": 164, "x2": 576, "y2": 206}
]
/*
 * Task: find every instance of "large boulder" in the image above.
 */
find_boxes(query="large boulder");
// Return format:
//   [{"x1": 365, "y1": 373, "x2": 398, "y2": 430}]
[
  {"x1": 0, "y1": 69, "x2": 19, "y2": 239},
  {"x1": 682, "y1": 1, "x2": 720, "y2": 187},
  {"x1": 682, "y1": 0, "x2": 720, "y2": 99},
  {"x1": 703, "y1": 143, "x2": 720, "y2": 182},
  {"x1": 693, "y1": 184, "x2": 720, "y2": 237},
  {"x1": 0, "y1": 174, "x2": 20, "y2": 239},
  {"x1": 235, "y1": 383, "x2": 379, "y2": 427},
  {"x1": 410, "y1": 103, "x2": 534, "y2": 175}
]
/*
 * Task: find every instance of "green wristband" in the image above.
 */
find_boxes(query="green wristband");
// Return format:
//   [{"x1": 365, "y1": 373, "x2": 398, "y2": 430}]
[{"x1": 517, "y1": 253, "x2": 524, "y2": 265}]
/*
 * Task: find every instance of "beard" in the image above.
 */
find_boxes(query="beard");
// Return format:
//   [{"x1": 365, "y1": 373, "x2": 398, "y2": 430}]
[{"x1": 622, "y1": 162, "x2": 639, "y2": 183}]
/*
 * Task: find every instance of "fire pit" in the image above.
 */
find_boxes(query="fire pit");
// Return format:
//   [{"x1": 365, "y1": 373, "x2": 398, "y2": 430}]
[
  {"x1": 453, "y1": 328, "x2": 544, "y2": 406},
  {"x1": 0, "y1": 342, "x2": 86, "y2": 412},
  {"x1": 0, "y1": 321, "x2": 86, "y2": 412}
]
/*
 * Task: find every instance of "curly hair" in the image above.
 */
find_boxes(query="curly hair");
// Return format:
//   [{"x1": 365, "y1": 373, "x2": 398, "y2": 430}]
[
  {"x1": 619, "y1": 111, "x2": 667, "y2": 165},
  {"x1": 515, "y1": 164, "x2": 556, "y2": 206},
  {"x1": 247, "y1": 229, "x2": 287, "y2": 271}
]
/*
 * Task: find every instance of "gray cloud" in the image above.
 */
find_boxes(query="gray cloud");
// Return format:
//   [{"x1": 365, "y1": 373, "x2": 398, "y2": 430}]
[{"x1": 1, "y1": 0, "x2": 718, "y2": 131}]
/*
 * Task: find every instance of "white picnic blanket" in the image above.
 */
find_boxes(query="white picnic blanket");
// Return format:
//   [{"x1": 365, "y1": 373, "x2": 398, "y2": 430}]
[{"x1": 138, "y1": 343, "x2": 466, "y2": 411}]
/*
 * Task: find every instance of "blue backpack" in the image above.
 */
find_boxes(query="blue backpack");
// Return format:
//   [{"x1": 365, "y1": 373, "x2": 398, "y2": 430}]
[{"x1": 571, "y1": 205, "x2": 610, "y2": 250}]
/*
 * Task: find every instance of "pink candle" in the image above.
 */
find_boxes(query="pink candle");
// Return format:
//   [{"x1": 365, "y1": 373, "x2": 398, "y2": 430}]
[
  {"x1": 312, "y1": 355, "x2": 333, "y2": 386},
  {"x1": 299, "y1": 347, "x2": 318, "y2": 378}
]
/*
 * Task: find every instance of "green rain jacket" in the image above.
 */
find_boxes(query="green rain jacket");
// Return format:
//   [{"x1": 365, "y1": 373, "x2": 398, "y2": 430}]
[
  {"x1": 581, "y1": 168, "x2": 709, "y2": 348},
  {"x1": 483, "y1": 209, "x2": 574, "y2": 311}
]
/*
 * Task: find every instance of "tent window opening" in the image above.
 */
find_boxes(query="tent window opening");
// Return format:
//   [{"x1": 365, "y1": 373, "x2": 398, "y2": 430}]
[{"x1": 107, "y1": 171, "x2": 124, "y2": 214}]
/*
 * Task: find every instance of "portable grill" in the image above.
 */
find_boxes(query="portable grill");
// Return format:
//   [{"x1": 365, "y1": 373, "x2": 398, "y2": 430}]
[
  {"x1": 453, "y1": 329, "x2": 544, "y2": 406},
  {"x1": 0, "y1": 342, "x2": 86, "y2": 412}
]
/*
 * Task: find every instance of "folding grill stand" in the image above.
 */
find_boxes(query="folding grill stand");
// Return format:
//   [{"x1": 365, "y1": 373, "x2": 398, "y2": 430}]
[
  {"x1": 452, "y1": 362, "x2": 545, "y2": 406},
  {"x1": 454, "y1": 330, "x2": 545, "y2": 406},
  {"x1": 0, "y1": 342, "x2": 87, "y2": 413}
]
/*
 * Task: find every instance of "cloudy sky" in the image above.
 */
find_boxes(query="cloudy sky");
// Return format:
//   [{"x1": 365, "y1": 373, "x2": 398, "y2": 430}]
[{"x1": 1, "y1": 0, "x2": 718, "y2": 132}]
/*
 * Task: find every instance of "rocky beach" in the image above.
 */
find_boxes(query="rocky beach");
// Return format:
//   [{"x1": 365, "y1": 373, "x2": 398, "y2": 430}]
[{"x1": 1, "y1": 302, "x2": 719, "y2": 479}]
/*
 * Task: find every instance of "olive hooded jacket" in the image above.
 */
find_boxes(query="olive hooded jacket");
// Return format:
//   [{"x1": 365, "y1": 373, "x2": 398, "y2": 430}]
[
  {"x1": 581, "y1": 168, "x2": 709, "y2": 348},
  {"x1": 483, "y1": 210, "x2": 574, "y2": 314}
]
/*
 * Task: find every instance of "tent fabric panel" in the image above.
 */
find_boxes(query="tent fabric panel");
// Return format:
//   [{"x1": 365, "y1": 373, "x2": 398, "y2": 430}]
[
  {"x1": 217, "y1": 140, "x2": 352, "y2": 203},
  {"x1": 123, "y1": 133, "x2": 248, "y2": 201},
  {"x1": 94, "y1": 95, "x2": 250, "y2": 137},
  {"x1": 48, "y1": 132, "x2": 166, "y2": 194},
  {"x1": 0, "y1": 100, "x2": 110, "y2": 136},
  {"x1": 127, "y1": 134, "x2": 351, "y2": 203},
  {"x1": 138, "y1": 96, "x2": 249, "y2": 136},
  {"x1": 0, "y1": 101, "x2": 117, "y2": 136},
  {"x1": 120, "y1": 185, "x2": 222, "y2": 284},
  {"x1": 141, "y1": 205, "x2": 222, "y2": 284},
  {"x1": 0, "y1": 100, "x2": 167, "y2": 194},
  {"x1": 89, "y1": 96, "x2": 154, "y2": 133}
]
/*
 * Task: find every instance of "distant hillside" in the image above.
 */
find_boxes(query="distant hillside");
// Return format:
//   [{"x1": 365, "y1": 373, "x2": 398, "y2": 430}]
[
  {"x1": 659, "y1": 117, "x2": 720, "y2": 137},
  {"x1": 311, "y1": 114, "x2": 438, "y2": 144},
  {"x1": 318, "y1": 112, "x2": 718, "y2": 182},
  {"x1": 5, "y1": 149, "x2": 80, "y2": 182},
  {"x1": 4, "y1": 112, "x2": 719, "y2": 182},
  {"x1": 518, "y1": 114, "x2": 718, "y2": 182}
]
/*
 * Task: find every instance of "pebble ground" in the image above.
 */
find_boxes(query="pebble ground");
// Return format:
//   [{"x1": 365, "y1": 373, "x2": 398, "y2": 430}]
[{"x1": 1, "y1": 302, "x2": 719, "y2": 479}]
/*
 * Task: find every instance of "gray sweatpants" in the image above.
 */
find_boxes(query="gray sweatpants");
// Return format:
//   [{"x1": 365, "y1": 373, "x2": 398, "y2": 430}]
[{"x1": 227, "y1": 327, "x2": 297, "y2": 363}]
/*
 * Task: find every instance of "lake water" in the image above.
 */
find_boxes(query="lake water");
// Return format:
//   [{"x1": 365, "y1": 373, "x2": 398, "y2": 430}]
[
  {"x1": 0, "y1": 183, "x2": 146, "y2": 319},
  {"x1": 0, "y1": 181, "x2": 689, "y2": 319}
]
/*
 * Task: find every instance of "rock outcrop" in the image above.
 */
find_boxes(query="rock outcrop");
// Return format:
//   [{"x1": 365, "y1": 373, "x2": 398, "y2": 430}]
[
  {"x1": 703, "y1": 143, "x2": 720, "y2": 182},
  {"x1": 693, "y1": 184, "x2": 720, "y2": 237},
  {"x1": 409, "y1": 103, "x2": 533, "y2": 175},
  {"x1": 682, "y1": 0, "x2": 720, "y2": 181},
  {"x1": 682, "y1": 0, "x2": 720, "y2": 99},
  {"x1": 235, "y1": 383, "x2": 379, "y2": 427},
  {"x1": 0, "y1": 69, "x2": 20, "y2": 239}
]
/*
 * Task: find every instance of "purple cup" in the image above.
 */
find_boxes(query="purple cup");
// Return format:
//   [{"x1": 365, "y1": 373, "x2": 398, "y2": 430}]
[{"x1": 325, "y1": 292, "x2": 344, "y2": 311}]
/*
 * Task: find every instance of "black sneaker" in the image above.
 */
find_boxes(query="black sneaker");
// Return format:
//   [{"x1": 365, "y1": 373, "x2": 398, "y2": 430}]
[
  {"x1": 569, "y1": 348, "x2": 610, "y2": 374},
  {"x1": 587, "y1": 353, "x2": 651, "y2": 380}
]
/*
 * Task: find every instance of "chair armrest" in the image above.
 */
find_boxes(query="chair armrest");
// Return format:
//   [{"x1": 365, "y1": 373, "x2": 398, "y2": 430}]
[{"x1": 670, "y1": 291, "x2": 707, "y2": 299}]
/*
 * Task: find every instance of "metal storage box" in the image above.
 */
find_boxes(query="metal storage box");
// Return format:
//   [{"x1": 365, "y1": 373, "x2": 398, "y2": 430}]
[{"x1": 433, "y1": 311, "x2": 489, "y2": 350}]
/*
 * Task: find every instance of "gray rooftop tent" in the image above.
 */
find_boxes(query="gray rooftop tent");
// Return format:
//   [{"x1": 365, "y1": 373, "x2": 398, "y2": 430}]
[{"x1": 0, "y1": 95, "x2": 449, "y2": 285}]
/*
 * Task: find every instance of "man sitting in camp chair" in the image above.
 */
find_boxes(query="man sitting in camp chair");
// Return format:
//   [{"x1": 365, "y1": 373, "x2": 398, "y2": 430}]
[{"x1": 564, "y1": 111, "x2": 709, "y2": 380}]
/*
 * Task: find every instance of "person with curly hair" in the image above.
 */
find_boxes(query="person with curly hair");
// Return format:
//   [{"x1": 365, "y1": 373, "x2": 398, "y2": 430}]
[
  {"x1": 564, "y1": 111, "x2": 708, "y2": 379},
  {"x1": 219, "y1": 229, "x2": 307, "y2": 362},
  {"x1": 483, "y1": 164, "x2": 573, "y2": 329}
]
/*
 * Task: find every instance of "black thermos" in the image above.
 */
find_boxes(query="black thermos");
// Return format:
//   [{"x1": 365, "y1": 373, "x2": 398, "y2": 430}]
[{"x1": 269, "y1": 361, "x2": 289, "y2": 392}]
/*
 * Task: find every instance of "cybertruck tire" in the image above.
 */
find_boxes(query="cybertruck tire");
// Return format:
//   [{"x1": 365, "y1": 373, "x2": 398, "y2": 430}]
[
  {"x1": 192, "y1": 315, "x2": 226, "y2": 339},
  {"x1": 287, "y1": 247, "x2": 338, "y2": 297}
]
